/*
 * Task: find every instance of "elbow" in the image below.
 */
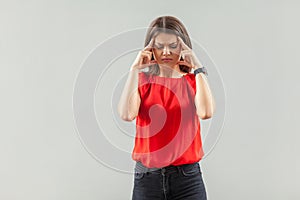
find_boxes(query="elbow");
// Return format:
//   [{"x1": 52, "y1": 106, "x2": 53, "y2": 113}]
[
  {"x1": 196, "y1": 108, "x2": 215, "y2": 120},
  {"x1": 197, "y1": 112, "x2": 213, "y2": 120},
  {"x1": 117, "y1": 107, "x2": 136, "y2": 121},
  {"x1": 120, "y1": 114, "x2": 136, "y2": 121},
  {"x1": 196, "y1": 100, "x2": 216, "y2": 120},
  {"x1": 117, "y1": 103, "x2": 137, "y2": 121}
]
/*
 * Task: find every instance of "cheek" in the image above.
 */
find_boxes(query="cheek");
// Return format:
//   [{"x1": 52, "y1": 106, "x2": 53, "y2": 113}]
[
  {"x1": 153, "y1": 49, "x2": 161, "y2": 59},
  {"x1": 174, "y1": 47, "x2": 181, "y2": 55},
  {"x1": 169, "y1": 46, "x2": 181, "y2": 55},
  {"x1": 173, "y1": 49, "x2": 181, "y2": 58}
]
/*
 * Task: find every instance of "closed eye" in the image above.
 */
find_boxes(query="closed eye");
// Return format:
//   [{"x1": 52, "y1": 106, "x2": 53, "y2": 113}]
[
  {"x1": 155, "y1": 45, "x2": 163, "y2": 49},
  {"x1": 155, "y1": 44, "x2": 177, "y2": 49}
]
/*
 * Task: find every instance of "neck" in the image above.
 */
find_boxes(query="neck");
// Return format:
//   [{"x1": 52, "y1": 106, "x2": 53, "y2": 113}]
[{"x1": 158, "y1": 64, "x2": 183, "y2": 78}]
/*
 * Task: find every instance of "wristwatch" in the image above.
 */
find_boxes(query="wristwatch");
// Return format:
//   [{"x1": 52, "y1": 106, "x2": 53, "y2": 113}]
[{"x1": 194, "y1": 67, "x2": 208, "y2": 76}]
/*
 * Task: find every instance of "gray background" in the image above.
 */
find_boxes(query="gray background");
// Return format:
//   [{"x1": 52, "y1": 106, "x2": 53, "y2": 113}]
[{"x1": 1, "y1": 0, "x2": 299, "y2": 199}]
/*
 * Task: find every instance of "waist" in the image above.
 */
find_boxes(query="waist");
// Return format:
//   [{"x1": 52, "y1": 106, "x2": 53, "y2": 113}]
[{"x1": 135, "y1": 160, "x2": 199, "y2": 174}]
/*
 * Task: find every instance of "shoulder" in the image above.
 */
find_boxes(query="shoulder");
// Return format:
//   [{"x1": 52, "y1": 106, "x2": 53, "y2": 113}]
[
  {"x1": 138, "y1": 71, "x2": 150, "y2": 82},
  {"x1": 183, "y1": 73, "x2": 195, "y2": 81},
  {"x1": 183, "y1": 73, "x2": 196, "y2": 92},
  {"x1": 138, "y1": 71, "x2": 152, "y2": 88},
  {"x1": 138, "y1": 71, "x2": 146, "y2": 76}
]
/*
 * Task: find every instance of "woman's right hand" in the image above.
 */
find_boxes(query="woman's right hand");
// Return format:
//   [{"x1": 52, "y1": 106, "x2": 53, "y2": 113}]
[{"x1": 131, "y1": 38, "x2": 157, "y2": 70}]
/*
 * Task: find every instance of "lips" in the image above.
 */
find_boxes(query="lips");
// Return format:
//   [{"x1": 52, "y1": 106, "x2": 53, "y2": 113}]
[{"x1": 162, "y1": 58, "x2": 173, "y2": 61}]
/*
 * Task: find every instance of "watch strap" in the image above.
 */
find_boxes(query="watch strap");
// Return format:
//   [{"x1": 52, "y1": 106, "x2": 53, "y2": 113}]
[{"x1": 194, "y1": 67, "x2": 208, "y2": 76}]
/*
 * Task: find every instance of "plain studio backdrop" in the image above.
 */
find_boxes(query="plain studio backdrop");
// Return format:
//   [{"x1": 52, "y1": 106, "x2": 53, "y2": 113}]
[{"x1": 1, "y1": 0, "x2": 299, "y2": 199}]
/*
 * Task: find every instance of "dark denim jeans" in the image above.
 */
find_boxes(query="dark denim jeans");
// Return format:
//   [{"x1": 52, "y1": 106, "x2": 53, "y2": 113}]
[{"x1": 132, "y1": 162, "x2": 207, "y2": 200}]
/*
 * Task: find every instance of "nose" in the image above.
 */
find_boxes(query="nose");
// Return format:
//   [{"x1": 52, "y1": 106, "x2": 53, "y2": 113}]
[{"x1": 162, "y1": 46, "x2": 171, "y2": 55}]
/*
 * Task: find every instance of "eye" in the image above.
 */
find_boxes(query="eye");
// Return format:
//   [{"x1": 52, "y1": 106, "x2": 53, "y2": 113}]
[
  {"x1": 170, "y1": 44, "x2": 178, "y2": 49},
  {"x1": 155, "y1": 45, "x2": 163, "y2": 49}
]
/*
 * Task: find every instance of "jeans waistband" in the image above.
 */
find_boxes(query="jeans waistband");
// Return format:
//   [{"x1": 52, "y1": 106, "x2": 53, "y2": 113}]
[{"x1": 134, "y1": 161, "x2": 199, "y2": 174}]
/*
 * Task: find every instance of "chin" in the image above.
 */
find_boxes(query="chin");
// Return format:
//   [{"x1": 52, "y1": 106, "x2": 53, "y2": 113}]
[
  {"x1": 159, "y1": 63, "x2": 173, "y2": 68},
  {"x1": 159, "y1": 61, "x2": 176, "y2": 67}
]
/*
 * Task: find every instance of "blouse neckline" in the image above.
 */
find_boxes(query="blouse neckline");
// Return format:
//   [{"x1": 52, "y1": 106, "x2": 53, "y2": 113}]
[{"x1": 151, "y1": 73, "x2": 189, "y2": 80}]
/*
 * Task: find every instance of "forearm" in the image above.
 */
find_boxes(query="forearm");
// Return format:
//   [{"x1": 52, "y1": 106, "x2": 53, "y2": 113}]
[
  {"x1": 194, "y1": 72, "x2": 216, "y2": 119},
  {"x1": 117, "y1": 68, "x2": 141, "y2": 121}
]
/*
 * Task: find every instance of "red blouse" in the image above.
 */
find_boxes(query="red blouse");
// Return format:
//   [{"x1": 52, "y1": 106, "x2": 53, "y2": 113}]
[{"x1": 131, "y1": 72, "x2": 204, "y2": 168}]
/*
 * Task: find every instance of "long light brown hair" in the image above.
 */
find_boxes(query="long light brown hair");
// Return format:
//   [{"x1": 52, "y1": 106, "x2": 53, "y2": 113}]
[{"x1": 144, "y1": 16, "x2": 192, "y2": 75}]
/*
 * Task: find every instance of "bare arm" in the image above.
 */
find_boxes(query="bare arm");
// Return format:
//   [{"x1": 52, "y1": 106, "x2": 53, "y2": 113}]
[
  {"x1": 118, "y1": 38, "x2": 156, "y2": 121},
  {"x1": 194, "y1": 72, "x2": 216, "y2": 119},
  {"x1": 177, "y1": 36, "x2": 216, "y2": 120},
  {"x1": 117, "y1": 68, "x2": 141, "y2": 121}
]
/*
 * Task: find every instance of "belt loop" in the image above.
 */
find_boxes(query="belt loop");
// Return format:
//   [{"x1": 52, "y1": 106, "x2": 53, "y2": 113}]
[{"x1": 176, "y1": 166, "x2": 180, "y2": 174}]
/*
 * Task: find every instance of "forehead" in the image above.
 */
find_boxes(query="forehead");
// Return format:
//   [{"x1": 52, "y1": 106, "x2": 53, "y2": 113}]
[{"x1": 154, "y1": 32, "x2": 178, "y2": 44}]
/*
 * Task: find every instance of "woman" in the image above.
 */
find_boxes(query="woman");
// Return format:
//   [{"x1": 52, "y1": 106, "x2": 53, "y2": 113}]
[{"x1": 118, "y1": 16, "x2": 215, "y2": 200}]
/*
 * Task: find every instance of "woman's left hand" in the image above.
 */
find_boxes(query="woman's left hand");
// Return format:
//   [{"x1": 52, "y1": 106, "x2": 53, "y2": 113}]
[{"x1": 176, "y1": 36, "x2": 204, "y2": 69}]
